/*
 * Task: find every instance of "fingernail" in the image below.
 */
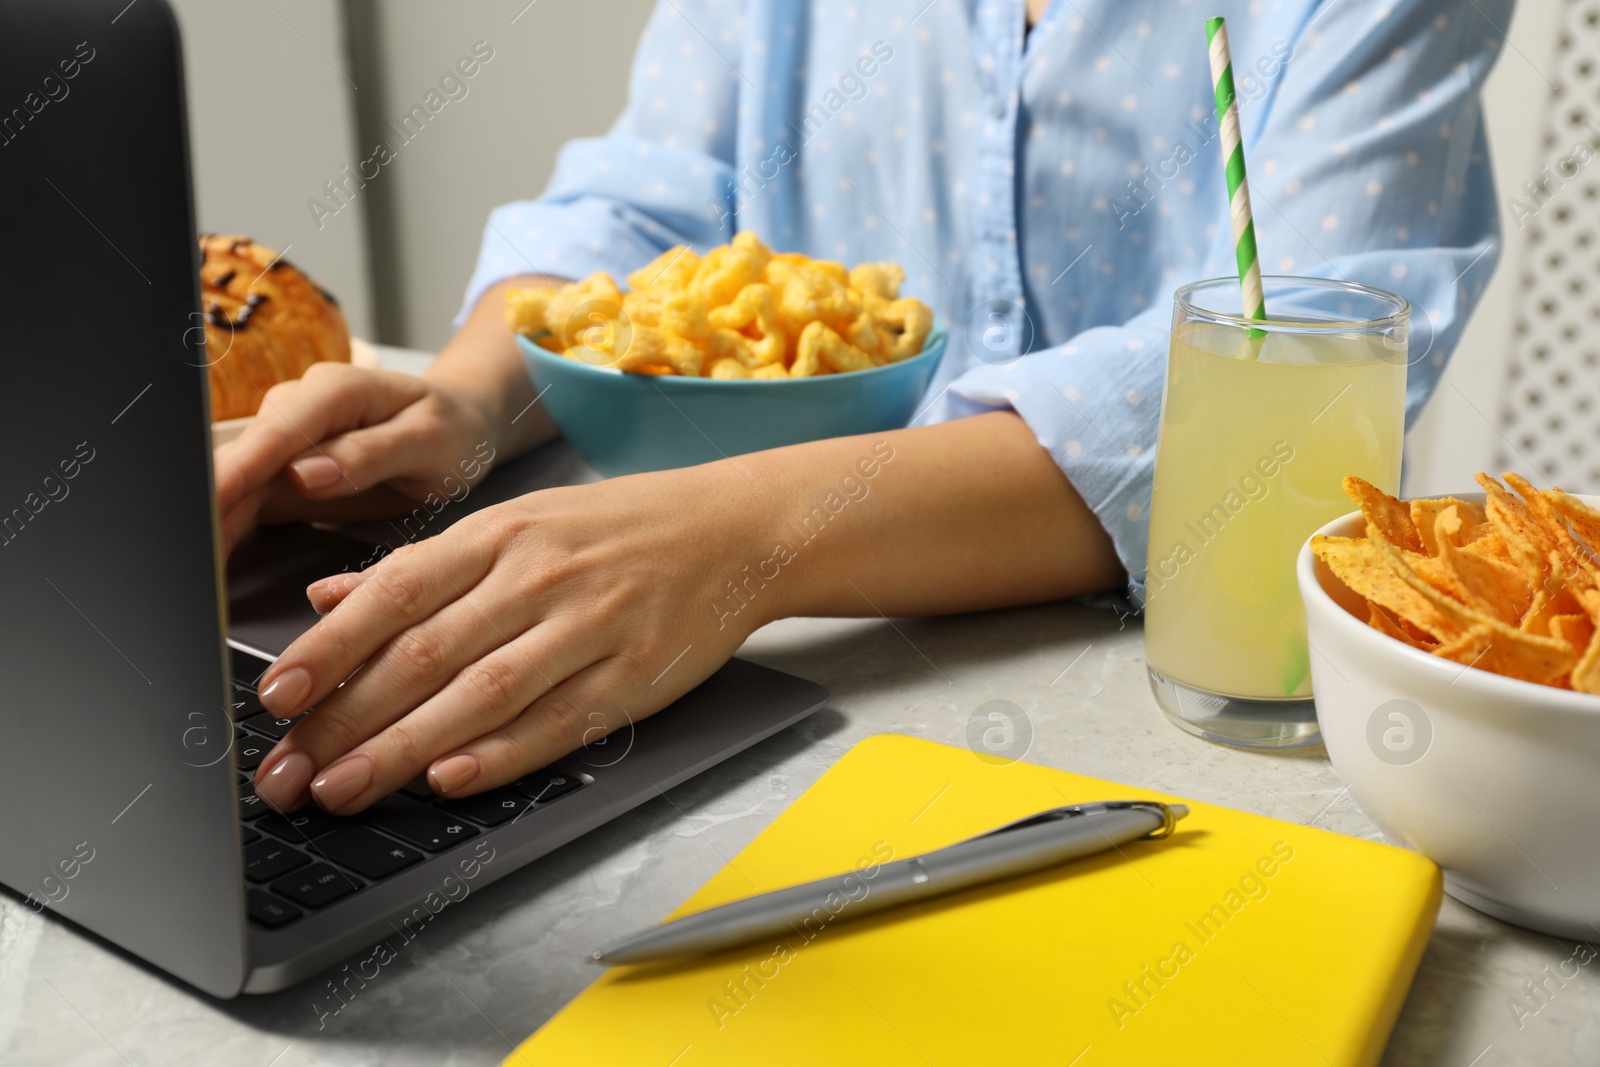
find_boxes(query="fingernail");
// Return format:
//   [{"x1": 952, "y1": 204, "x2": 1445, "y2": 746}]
[
  {"x1": 291, "y1": 456, "x2": 342, "y2": 491},
  {"x1": 256, "y1": 750, "x2": 314, "y2": 813},
  {"x1": 307, "y1": 574, "x2": 346, "y2": 597},
  {"x1": 259, "y1": 667, "x2": 312, "y2": 714},
  {"x1": 307, "y1": 573, "x2": 361, "y2": 612},
  {"x1": 313, "y1": 755, "x2": 374, "y2": 813},
  {"x1": 306, "y1": 578, "x2": 338, "y2": 615},
  {"x1": 429, "y1": 755, "x2": 480, "y2": 796}
]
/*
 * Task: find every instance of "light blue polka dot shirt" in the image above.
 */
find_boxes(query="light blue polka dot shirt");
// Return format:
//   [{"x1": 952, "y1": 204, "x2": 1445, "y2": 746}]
[{"x1": 459, "y1": 0, "x2": 1509, "y2": 599}]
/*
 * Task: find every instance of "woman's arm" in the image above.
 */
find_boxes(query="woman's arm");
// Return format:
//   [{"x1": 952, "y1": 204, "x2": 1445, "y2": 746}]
[
  {"x1": 743, "y1": 412, "x2": 1124, "y2": 622},
  {"x1": 248, "y1": 414, "x2": 1121, "y2": 816},
  {"x1": 423, "y1": 276, "x2": 566, "y2": 462}
]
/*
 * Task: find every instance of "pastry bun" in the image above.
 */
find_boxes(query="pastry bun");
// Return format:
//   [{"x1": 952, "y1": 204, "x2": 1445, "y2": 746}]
[{"x1": 199, "y1": 234, "x2": 350, "y2": 421}]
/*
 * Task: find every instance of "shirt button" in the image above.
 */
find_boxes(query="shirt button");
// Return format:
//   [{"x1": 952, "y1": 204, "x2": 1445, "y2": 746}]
[{"x1": 990, "y1": 97, "x2": 1006, "y2": 120}]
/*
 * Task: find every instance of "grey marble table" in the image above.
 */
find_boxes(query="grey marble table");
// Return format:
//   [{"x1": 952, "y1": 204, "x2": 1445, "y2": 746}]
[
  {"x1": 2, "y1": 349, "x2": 1595, "y2": 1066},
  {"x1": 7, "y1": 596, "x2": 1599, "y2": 1065}
]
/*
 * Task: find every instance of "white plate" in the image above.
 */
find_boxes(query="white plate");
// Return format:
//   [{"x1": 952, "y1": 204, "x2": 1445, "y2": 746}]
[{"x1": 210, "y1": 337, "x2": 380, "y2": 449}]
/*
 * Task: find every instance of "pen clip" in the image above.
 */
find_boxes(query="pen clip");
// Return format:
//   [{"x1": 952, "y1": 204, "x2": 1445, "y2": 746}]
[{"x1": 974, "y1": 800, "x2": 1183, "y2": 841}]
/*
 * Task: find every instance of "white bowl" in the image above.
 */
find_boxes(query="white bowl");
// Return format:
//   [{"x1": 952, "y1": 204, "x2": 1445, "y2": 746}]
[
  {"x1": 210, "y1": 337, "x2": 380, "y2": 448},
  {"x1": 1298, "y1": 494, "x2": 1600, "y2": 938}
]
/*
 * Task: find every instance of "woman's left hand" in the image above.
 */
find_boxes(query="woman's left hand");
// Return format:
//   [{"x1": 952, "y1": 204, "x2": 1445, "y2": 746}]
[
  {"x1": 250, "y1": 461, "x2": 773, "y2": 815},
  {"x1": 248, "y1": 411, "x2": 1128, "y2": 816}
]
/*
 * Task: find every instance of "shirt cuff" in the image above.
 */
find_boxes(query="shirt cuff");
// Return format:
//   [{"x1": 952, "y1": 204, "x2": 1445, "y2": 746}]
[{"x1": 919, "y1": 319, "x2": 1171, "y2": 604}]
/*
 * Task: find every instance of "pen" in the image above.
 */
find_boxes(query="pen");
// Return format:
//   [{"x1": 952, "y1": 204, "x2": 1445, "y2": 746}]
[{"x1": 591, "y1": 799, "x2": 1189, "y2": 966}]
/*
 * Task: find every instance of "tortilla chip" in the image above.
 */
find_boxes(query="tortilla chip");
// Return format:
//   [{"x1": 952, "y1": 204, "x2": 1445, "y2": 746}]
[
  {"x1": 1312, "y1": 535, "x2": 1457, "y2": 640},
  {"x1": 1413, "y1": 497, "x2": 1487, "y2": 555},
  {"x1": 1344, "y1": 475, "x2": 1423, "y2": 553},
  {"x1": 1519, "y1": 584, "x2": 1583, "y2": 636},
  {"x1": 1436, "y1": 513, "x2": 1532, "y2": 626},
  {"x1": 1322, "y1": 471, "x2": 1600, "y2": 693},
  {"x1": 1368, "y1": 603, "x2": 1437, "y2": 651},
  {"x1": 1431, "y1": 624, "x2": 1495, "y2": 668},
  {"x1": 1515, "y1": 485, "x2": 1600, "y2": 600},
  {"x1": 1375, "y1": 539, "x2": 1577, "y2": 685},
  {"x1": 1570, "y1": 624, "x2": 1600, "y2": 695},
  {"x1": 1476, "y1": 473, "x2": 1557, "y2": 588},
  {"x1": 1548, "y1": 490, "x2": 1600, "y2": 556},
  {"x1": 1404, "y1": 545, "x2": 1469, "y2": 603},
  {"x1": 1461, "y1": 532, "x2": 1510, "y2": 562},
  {"x1": 1550, "y1": 612, "x2": 1595, "y2": 651}
]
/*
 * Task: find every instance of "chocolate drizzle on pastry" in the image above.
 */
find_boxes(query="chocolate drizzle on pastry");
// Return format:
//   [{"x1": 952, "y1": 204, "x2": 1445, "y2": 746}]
[
  {"x1": 204, "y1": 292, "x2": 269, "y2": 332},
  {"x1": 239, "y1": 293, "x2": 267, "y2": 327}
]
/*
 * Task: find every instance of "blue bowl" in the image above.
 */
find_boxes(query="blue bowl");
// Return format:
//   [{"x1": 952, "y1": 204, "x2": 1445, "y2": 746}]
[{"x1": 516, "y1": 320, "x2": 947, "y2": 476}]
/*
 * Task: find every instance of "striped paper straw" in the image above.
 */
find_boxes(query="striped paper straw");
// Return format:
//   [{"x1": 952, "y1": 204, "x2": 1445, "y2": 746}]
[{"x1": 1205, "y1": 16, "x2": 1267, "y2": 331}]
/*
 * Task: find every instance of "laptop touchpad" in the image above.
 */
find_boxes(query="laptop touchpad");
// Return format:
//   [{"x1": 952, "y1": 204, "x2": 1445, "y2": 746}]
[{"x1": 227, "y1": 524, "x2": 380, "y2": 656}]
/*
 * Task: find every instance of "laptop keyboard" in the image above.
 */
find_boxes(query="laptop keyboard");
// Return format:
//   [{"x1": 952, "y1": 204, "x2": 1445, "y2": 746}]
[{"x1": 227, "y1": 653, "x2": 585, "y2": 930}]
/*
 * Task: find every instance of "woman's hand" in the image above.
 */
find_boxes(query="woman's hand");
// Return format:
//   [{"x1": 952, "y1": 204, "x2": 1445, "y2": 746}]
[
  {"x1": 212, "y1": 275, "x2": 564, "y2": 554},
  {"x1": 247, "y1": 412, "x2": 1124, "y2": 816},
  {"x1": 214, "y1": 365, "x2": 502, "y2": 553},
  {"x1": 250, "y1": 461, "x2": 770, "y2": 815}
]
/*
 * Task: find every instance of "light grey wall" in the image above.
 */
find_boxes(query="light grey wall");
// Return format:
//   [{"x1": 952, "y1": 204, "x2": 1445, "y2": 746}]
[
  {"x1": 167, "y1": 0, "x2": 375, "y2": 338},
  {"x1": 1403, "y1": 1, "x2": 1562, "y2": 494},
  {"x1": 167, "y1": 0, "x2": 656, "y2": 351},
  {"x1": 346, "y1": 0, "x2": 657, "y2": 351}
]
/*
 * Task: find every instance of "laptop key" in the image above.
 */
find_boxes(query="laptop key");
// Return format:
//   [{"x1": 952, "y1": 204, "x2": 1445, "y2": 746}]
[
  {"x1": 270, "y1": 863, "x2": 360, "y2": 909},
  {"x1": 314, "y1": 827, "x2": 423, "y2": 880},
  {"x1": 234, "y1": 732, "x2": 272, "y2": 772},
  {"x1": 244, "y1": 839, "x2": 311, "y2": 883},
  {"x1": 362, "y1": 797, "x2": 479, "y2": 852},
  {"x1": 238, "y1": 781, "x2": 272, "y2": 821},
  {"x1": 397, "y1": 775, "x2": 435, "y2": 800},
  {"x1": 436, "y1": 789, "x2": 534, "y2": 828},
  {"x1": 246, "y1": 889, "x2": 303, "y2": 929},
  {"x1": 240, "y1": 825, "x2": 261, "y2": 845},
  {"x1": 508, "y1": 769, "x2": 585, "y2": 805},
  {"x1": 228, "y1": 689, "x2": 264, "y2": 721},
  {"x1": 256, "y1": 807, "x2": 344, "y2": 842},
  {"x1": 240, "y1": 711, "x2": 297, "y2": 741}
]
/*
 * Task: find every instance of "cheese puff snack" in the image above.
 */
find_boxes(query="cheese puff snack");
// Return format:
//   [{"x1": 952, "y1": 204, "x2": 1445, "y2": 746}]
[{"x1": 504, "y1": 233, "x2": 935, "y2": 379}]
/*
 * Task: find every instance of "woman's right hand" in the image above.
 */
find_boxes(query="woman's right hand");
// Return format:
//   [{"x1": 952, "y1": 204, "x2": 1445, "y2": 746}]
[
  {"x1": 213, "y1": 364, "x2": 501, "y2": 554},
  {"x1": 213, "y1": 276, "x2": 564, "y2": 554}
]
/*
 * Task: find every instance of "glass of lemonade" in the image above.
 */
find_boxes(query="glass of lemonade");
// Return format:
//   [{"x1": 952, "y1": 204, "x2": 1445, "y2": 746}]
[{"x1": 1143, "y1": 276, "x2": 1410, "y2": 749}]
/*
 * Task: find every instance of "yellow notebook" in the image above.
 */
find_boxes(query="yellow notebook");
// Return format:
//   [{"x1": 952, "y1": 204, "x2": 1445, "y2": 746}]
[{"x1": 508, "y1": 735, "x2": 1439, "y2": 1066}]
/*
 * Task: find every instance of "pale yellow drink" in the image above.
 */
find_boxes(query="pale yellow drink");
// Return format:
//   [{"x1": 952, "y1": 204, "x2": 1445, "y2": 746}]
[{"x1": 1143, "y1": 318, "x2": 1405, "y2": 699}]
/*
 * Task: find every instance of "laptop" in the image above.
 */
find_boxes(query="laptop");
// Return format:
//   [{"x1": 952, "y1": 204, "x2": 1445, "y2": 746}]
[{"x1": 0, "y1": 0, "x2": 826, "y2": 997}]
